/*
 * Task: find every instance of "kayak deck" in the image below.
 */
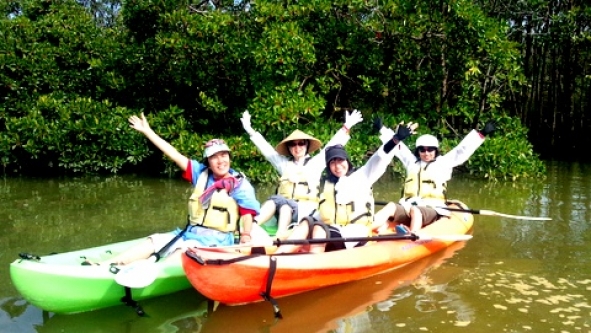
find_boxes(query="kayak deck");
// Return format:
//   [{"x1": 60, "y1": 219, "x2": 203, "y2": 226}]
[{"x1": 10, "y1": 238, "x2": 191, "y2": 314}]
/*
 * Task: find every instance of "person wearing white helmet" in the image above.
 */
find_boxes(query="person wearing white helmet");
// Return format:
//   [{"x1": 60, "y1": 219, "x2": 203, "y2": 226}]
[{"x1": 374, "y1": 119, "x2": 495, "y2": 233}]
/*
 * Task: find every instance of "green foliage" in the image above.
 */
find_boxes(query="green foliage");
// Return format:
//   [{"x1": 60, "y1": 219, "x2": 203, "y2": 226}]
[
  {"x1": 462, "y1": 117, "x2": 546, "y2": 180},
  {"x1": 3, "y1": 94, "x2": 145, "y2": 173},
  {"x1": 376, "y1": 113, "x2": 546, "y2": 181},
  {"x1": 0, "y1": 0, "x2": 553, "y2": 182}
]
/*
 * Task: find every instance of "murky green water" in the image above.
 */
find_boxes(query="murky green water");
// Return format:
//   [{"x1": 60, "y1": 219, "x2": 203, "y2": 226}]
[{"x1": 1, "y1": 161, "x2": 590, "y2": 333}]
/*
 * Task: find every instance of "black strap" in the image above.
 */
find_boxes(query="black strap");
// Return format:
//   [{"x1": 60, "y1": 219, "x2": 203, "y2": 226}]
[
  {"x1": 348, "y1": 212, "x2": 371, "y2": 224},
  {"x1": 259, "y1": 256, "x2": 282, "y2": 319}
]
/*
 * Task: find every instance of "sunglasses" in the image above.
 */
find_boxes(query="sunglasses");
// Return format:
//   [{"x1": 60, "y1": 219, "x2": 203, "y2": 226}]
[
  {"x1": 418, "y1": 146, "x2": 437, "y2": 153},
  {"x1": 204, "y1": 139, "x2": 226, "y2": 148},
  {"x1": 287, "y1": 140, "x2": 307, "y2": 147}
]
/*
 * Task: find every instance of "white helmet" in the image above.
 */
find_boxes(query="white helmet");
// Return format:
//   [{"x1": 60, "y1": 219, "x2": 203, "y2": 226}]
[{"x1": 415, "y1": 134, "x2": 439, "y2": 148}]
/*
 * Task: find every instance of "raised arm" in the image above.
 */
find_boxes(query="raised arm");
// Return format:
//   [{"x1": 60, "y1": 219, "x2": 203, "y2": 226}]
[
  {"x1": 306, "y1": 109, "x2": 364, "y2": 173},
  {"x1": 129, "y1": 113, "x2": 189, "y2": 171},
  {"x1": 364, "y1": 122, "x2": 418, "y2": 185},
  {"x1": 375, "y1": 119, "x2": 418, "y2": 169},
  {"x1": 240, "y1": 110, "x2": 289, "y2": 174},
  {"x1": 439, "y1": 121, "x2": 495, "y2": 167}
]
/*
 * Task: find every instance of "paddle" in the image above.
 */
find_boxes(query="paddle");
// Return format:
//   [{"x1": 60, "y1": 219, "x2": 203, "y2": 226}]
[
  {"x1": 115, "y1": 220, "x2": 191, "y2": 289},
  {"x1": 196, "y1": 233, "x2": 473, "y2": 250},
  {"x1": 374, "y1": 201, "x2": 552, "y2": 221}
]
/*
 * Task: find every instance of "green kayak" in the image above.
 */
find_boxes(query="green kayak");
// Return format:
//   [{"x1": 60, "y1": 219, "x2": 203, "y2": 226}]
[
  {"x1": 9, "y1": 238, "x2": 191, "y2": 314},
  {"x1": 10, "y1": 223, "x2": 278, "y2": 314}
]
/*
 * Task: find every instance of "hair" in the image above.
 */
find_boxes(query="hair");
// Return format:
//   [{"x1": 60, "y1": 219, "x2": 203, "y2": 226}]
[{"x1": 325, "y1": 145, "x2": 354, "y2": 182}]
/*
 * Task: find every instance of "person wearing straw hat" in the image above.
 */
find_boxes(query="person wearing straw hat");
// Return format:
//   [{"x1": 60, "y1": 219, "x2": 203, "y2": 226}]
[
  {"x1": 273, "y1": 122, "x2": 418, "y2": 254},
  {"x1": 240, "y1": 109, "x2": 363, "y2": 239},
  {"x1": 373, "y1": 120, "x2": 496, "y2": 234}
]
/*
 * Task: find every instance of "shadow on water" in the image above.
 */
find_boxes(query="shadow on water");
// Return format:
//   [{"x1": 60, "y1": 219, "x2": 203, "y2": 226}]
[{"x1": 11, "y1": 290, "x2": 207, "y2": 333}]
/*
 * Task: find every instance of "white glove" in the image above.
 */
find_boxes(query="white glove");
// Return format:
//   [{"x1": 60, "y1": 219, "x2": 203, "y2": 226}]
[
  {"x1": 240, "y1": 110, "x2": 256, "y2": 136},
  {"x1": 344, "y1": 109, "x2": 363, "y2": 130},
  {"x1": 379, "y1": 126, "x2": 395, "y2": 144}
]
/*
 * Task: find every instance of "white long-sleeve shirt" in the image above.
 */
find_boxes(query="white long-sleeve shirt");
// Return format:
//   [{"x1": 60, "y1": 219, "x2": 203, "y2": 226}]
[
  {"x1": 312, "y1": 142, "x2": 397, "y2": 220},
  {"x1": 248, "y1": 128, "x2": 351, "y2": 217},
  {"x1": 394, "y1": 130, "x2": 484, "y2": 185},
  {"x1": 392, "y1": 129, "x2": 485, "y2": 210}
]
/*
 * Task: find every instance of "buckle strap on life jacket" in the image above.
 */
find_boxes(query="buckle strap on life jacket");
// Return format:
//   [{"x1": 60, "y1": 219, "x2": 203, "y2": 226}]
[{"x1": 259, "y1": 256, "x2": 283, "y2": 319}]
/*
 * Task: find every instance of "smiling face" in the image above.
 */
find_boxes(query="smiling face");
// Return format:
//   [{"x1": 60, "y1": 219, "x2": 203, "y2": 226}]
[
  {"x1": 328, "y1": 158, "x2": 350, "y2": 178},
  {"x1": 287, "y1": 140, "x2": 308, "y2": 160},
  {"x1": 207, "y1": 151, "x2": 231, "y2": 178},
  {"x1": 417, "y1": 146, "x2": 437, "y2": 162}
]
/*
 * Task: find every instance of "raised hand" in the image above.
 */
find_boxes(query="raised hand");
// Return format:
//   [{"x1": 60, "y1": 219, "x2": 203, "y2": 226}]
[
  {"x1": 128, "y1": 113, "x2": 151, "y2": 134},
  {"x1": 480, "y1": 120, "x2": 496, "y2": 137},
  {"x1": 240, "y1": 110, "x2": 256, "y2": 135},
  {"x1": 344, "y1": 109, "x2": 364, "y2": 130},
  {"x1": 372, "y1": 117, "x2": 383, "y2": 134},
  {"x1": 393, "y1": 122, "x2": 418, "y2": 142}
]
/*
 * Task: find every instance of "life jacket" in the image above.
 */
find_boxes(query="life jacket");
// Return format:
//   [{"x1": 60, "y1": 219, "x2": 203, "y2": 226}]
[
  {"x1": 187, "y1": 169, "x2": 240, "y2": 232},
  {"x1": 318, "y1": 179, "x2": 373, "y2": 228},
  {"x1": 276, "y1": 158, "x2": 320, "y2": 203},
  {"x1": 403, "y1": 161, "x2": 447, "y2": 201}
]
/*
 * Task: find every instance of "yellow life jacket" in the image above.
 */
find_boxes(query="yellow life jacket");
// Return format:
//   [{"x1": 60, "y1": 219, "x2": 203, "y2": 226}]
[
  {"x1": 276, "y1": 158, "x2": 320, "y2": 203},
  {"x1": 403, "y1": 161, "x2": 447, "y2": 201},
  {"x1": 187, "y1": 169, "x2": 240, "y2": 232},
  {"x1": 318, "y1": 180, "x2": 373, "y2": 228}
]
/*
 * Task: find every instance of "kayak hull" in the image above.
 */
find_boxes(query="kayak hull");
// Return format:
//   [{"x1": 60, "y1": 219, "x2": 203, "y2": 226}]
[
  {"x1": 182, "y1": 201, "x2": 474, "y2": 305},
  {"x1": 9, "y1": 238, "x2": 191, "y2": 314}
]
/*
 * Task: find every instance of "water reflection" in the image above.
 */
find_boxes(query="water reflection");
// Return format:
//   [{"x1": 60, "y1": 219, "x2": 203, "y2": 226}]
[
  {"x1": 36, "y1": 290, "x2": 207, "y2": 333},
  {"x1": 198, "y1": 241, "x2": 466, "y2": 333},
  {"x1": 1, "y1": 161, "x2": 591, "y2": 332}
]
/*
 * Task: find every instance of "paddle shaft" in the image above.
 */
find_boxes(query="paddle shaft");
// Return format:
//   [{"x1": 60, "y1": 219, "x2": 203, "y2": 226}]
[
  {"x1": 150, "y1": 220, "x2": 191, "y2": 262},
  {"x1": 199, "y1": 233, "x2": 472, "y2": 250},
  {"x1": 272, "y1": 233, "x2": 419, "y2": 245},
  {"x1": 374, "y1": 201, "x2": 551, "y2": 221}
]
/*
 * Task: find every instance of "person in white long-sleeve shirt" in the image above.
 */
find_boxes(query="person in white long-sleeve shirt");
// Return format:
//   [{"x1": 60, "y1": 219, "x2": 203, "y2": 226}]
[
  {"x1": 240, "y1": 110, "x2": 363, "y2": 239},
  {"x1": 275, "y1": 122, "x2": 418, "y2": 254},
  {"x1": 376, "y1": 121, "x2": 496, "y2": 233}
]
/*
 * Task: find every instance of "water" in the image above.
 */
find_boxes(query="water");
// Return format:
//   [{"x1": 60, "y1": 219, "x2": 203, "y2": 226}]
[{"x1": 1, "y1": 161, "x2": 590, "y2": 332}]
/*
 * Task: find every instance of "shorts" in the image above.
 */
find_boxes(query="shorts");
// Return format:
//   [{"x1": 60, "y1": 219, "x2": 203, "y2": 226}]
[
  {"x1": 268, "y1": 195, "x2": 299, "y2": 222},
  {"x1": 149, "y1": 226, "x2": 234, "y2": 257},
  {"x1": 390, "y1": 204, "x2": 439, "y2": 227},
  {"x1": 325, "y1": 225, "x2": 368, "y2": 252}
]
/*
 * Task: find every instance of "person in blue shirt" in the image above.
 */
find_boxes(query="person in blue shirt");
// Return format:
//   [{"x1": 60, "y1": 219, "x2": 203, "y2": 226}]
[{"x1": 83, "y1": 113, "x2": 260, "y2": 265}]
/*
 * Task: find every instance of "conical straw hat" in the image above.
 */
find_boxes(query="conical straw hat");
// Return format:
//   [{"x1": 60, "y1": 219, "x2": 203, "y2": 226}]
[{"x1": 275, "y1": 130, "x2": 322, "y2": 156}]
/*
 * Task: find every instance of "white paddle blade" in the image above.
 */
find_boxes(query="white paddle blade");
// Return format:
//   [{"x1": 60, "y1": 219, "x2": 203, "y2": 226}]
[
  {"x1": 419, "y1": 234, "x2": 473, "y2": 242},
  {"x1": 114, "y1": 258, "x2": 158, "y2": 289},
  {"x1": 479, "y1": 210, "x2": 552, "y2": 221}
]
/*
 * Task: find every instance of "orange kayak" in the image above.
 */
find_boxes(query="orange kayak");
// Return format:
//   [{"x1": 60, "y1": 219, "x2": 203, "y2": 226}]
[
  {"x1": 199, "y1": 240, "x2": 467, "y2": 332},
  {"x1": 182, "y1": 200, "x2": 473, "y2": 307}
]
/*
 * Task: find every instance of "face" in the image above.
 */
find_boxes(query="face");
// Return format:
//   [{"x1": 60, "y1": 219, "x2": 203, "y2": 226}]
[
  {"x1": 417, "y1": 146, "x2": 437, "y2": 162},
  {"x1": 207, "y1": 151, "x2": 231, "y2": 178},
  {"x1": 328, "y1": 158, "x2": 349, "y2": 178},
  {"x1": 287, "y1": 140, "x2": 307, "y2": 159}
]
